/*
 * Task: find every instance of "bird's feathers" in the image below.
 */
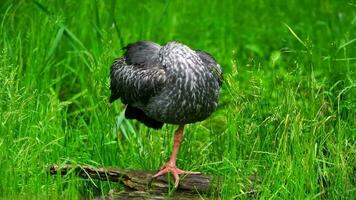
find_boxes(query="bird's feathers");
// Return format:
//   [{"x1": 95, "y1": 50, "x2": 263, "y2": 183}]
[
  {"x1": 196, "y1": 50, "x2": 223, "y2": 86},
  {"x1": 110, "y1": 41, "x2": 223, "y2": 128},
  {"x1": 110, "y1": 41, "x2": 166, "y2": 104},
  {"x1": 123, "y1": 41, "x2": 161, "y2": 68},
  {"x1": 125, "y1": 105, "x2": 163, "y2": 129}
]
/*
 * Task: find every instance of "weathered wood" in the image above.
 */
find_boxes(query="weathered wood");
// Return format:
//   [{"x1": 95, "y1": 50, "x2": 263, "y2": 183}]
[
  {"x1": 50, "y1": 164, "x2": 221, "y2": 199},
  {"x1": 100, "y1": 189, "x2": 202, "y2": 200}
]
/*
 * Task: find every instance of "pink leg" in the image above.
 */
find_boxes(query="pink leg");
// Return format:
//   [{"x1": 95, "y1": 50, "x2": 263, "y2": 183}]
[{"x1": 153, "y1": 125, "x2": 200, "y2": 187}]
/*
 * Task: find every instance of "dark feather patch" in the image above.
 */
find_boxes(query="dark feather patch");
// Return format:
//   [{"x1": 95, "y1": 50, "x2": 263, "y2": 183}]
[
  {"x1": 125, "y1": 105, "x2": 164, "y2": 129},
  {"x1": 123, "y1": 41, "x2": 161, "y2": 67},
  {"x1": 109, "y1": 41, "x2": 166, "y2": 105}
]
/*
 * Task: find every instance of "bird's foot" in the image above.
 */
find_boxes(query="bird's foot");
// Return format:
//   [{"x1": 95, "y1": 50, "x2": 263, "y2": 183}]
[{"x1": 152, "y1": 162, "x2": 200, "y2": 187}]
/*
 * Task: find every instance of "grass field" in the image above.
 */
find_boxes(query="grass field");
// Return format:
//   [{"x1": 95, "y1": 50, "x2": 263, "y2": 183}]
[{"x1": 0, "y1": 0, "x2": 355, "y2": 199}]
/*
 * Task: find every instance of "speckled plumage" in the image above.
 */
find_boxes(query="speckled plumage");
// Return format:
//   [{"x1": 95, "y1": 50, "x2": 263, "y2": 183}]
[{"x1": 110, "y1": 41, "x2": 223, "y2": 128}]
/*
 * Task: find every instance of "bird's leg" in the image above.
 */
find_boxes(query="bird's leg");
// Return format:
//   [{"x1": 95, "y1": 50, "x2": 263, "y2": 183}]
[{"x1": 152, "y1": 125, "x2": 200, "y2": 187}]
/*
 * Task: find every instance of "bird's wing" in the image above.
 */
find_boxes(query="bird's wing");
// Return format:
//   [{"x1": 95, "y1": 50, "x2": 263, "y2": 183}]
[
  {"x1": 196, "y1": 50, "x2": 223, "y2": 86},
  {"x1": 110, "y1": 41, "x2": 166, "y2": 104}
]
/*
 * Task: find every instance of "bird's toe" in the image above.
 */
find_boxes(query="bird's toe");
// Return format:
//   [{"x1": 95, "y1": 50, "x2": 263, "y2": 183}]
[{"x1": 152, "y1": 163, "x2": 201, "y2": 187}]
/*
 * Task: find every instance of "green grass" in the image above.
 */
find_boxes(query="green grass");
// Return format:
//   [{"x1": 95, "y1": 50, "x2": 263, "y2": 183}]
[{"x1": 0, "y1": 0, "x2": 355, "y2": 199}]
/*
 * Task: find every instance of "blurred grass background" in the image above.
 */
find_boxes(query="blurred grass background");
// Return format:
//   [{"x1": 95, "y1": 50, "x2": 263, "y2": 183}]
[{"x1": 0, "y1": 0, "x2": 355, "y2": 199}]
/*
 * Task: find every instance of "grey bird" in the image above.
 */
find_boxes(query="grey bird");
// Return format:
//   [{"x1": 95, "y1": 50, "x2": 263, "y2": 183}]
[{"x1": 110, "y1": 41, "x2": 223, "y2": 187}]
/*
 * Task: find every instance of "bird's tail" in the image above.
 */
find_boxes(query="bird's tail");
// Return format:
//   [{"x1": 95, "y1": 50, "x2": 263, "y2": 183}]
[{"x1": 125, "y1": 105, "x2": 164, "y2": 129}]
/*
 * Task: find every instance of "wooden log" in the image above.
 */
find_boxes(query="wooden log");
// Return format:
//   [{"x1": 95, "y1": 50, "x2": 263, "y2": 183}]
[
  {"x1": 102, "y1": 189, "x2": 204, "y2": 200},
  {"x1": 50, "y1": 164, "x2": 222, "y2": 199}
]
